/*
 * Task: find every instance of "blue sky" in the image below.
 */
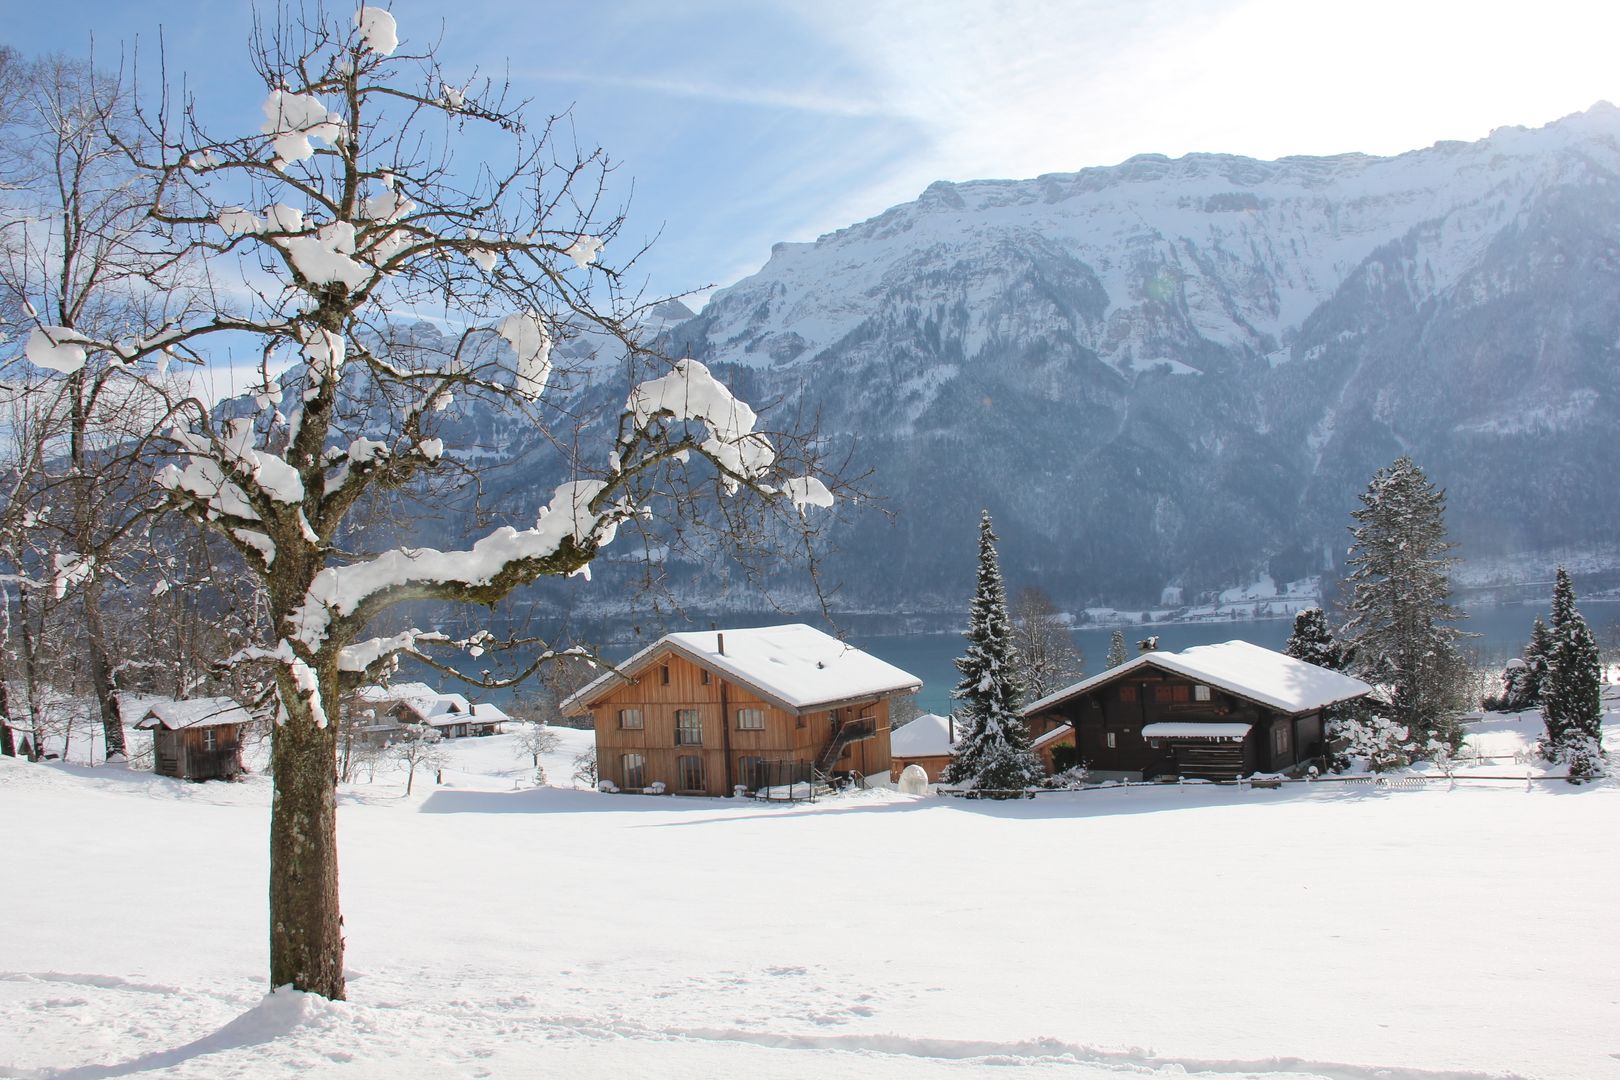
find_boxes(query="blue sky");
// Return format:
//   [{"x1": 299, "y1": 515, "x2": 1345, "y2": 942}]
[{"x1": 11, "y1": 0, "x2": 1620, "y2": 307}]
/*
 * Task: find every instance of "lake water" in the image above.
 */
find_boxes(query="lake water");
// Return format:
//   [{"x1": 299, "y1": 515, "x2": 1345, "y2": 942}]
[
  {"x1": 405, "y1": 601, "x2": 1611, "y2": 717},
  {"x1": 858, "y1": 604, "x2": 1595, "y2": 716}
]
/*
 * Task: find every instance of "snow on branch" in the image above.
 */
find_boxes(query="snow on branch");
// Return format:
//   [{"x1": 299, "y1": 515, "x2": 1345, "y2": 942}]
[
  {"x1": 626, "y1": 359, "x2": 777, "y2": 492},
  {"x1": 291, "y1": 479, "x2": 624, "y2": 650},
  {"x1": 354, "y1": 6, "x2": 398, "y2": 56},
  {"x1": 261, "y1": 90, "x2": 345, "y2": 169}
]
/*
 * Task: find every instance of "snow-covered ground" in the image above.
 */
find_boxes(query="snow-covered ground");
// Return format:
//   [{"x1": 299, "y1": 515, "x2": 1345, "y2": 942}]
[{"x1": 3, "y1": 715, "x2": 1618, "y2": 1079}]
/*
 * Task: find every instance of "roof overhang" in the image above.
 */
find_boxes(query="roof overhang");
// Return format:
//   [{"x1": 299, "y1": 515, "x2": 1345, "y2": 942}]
[{"x1": 560, "y1": 637, "x2": 921, "y2": 718}]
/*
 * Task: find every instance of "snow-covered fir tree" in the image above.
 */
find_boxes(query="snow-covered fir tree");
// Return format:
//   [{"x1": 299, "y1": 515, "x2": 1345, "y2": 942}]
[
  {"x1": 1284, "y1": 607, "x2": 1347, "y2": 670},
  {"x1": 1490, "y1": 618, "x2": 1552, "y2": 712},
  {"x1": 1341, "y1": 456, "x2": 1468, "y2": 754},
  {"x1": 1105, "y1": 629, "x2": 1128, "y2": 669},
  {"x1": 1522, "y1": 618, "x2": 1553, "y2": 709},
  {"x1": 943, "y1": 511, "x2": 1041, "y2": 794},
  {"x1": 1541, "y1": 567, "x2": 1605, "y2": 782}
]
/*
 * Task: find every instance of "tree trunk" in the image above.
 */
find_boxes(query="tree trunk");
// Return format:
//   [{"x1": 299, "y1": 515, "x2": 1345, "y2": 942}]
[
  {"x1": 82, "y1": 578, "x2": 126, "y2": 760},
  {"x1": 17, "y1": 585, "x2": 46, "y2": 759},
  {"x1": 267, "y1": 663, "x2": 345, "y2": 1000}
]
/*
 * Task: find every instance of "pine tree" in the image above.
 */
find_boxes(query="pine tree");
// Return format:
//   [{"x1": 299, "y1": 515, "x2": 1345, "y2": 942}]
[
  {"x1": 944, "y1": 511, "x2": 1041, "y2": 795},
  {"x1": 1542, "y1": 567, "x2": 1606, "y2": 781},
  {"x1": 1105, "y1": 629, "x2": 1128, "y2": 670},
  {"x1": 1523, "y1": 618, "x2": 1553, "y2": 708},
  {"x1": 1341, "y1": 456, "x2": 1469, "y2": 753},
  {"x1": 1285, "y1": 607, "x2": 1347, "y2": 670}
]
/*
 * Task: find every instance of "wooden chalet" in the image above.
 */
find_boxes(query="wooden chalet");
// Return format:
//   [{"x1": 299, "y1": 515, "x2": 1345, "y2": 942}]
[
  {"x1": 561, "y1": 624, "x2": 922, "y2": 797},
  {"x1": 1022, "y1": 641, "x2": 1371, "y2": 781},
  {"x1": 888, "y1": 713, "x2": 955, "y2": 783},
  {"x1": 135, "y1": 697, "x2": 251, "y2": 781}
]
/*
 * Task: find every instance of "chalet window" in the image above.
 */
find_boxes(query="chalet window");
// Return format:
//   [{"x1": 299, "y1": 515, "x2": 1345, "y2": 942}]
[
  {"x1": 677, "y1": 754, "x2": 704, "y2": 791},
  {"x1": 660, "y1": 664, "x2": 670, "y2": 686},
  {"x1": 618, "y1": 708, "x2": 644, "y2": 730},
  {"x1": 203, "y1": 729, "x2": 217, "y2": 751},
  {"x1": 701, "y1": 669, "x2": 711, "y2": 685},
  {"x1": 1274, "y1": 724, "x2": 1291, "y2": 756},
  {"x1": 736, "y1": 708, "x2": 766, "y2": 730},
  {"x1": 1153, "y1": 684, "x2": 1190, "y2": 704},
  {"x1": 1119, "y1": 685, "x2": 1137, "y2": 703},
  {"x1": 621, "y1": 753, "x2": 646, "y2": 789},
  {"x1": 737, "y1": 755, "x2": 764, "y2": 788},
  {"x1": 675, "y1": 709, "x2": 703, "y2": 746},
  {"x1": 1106, "y1": 732, "x2": 1117, "y2": 749},
  {"x1": 1194, "y1": 684, "x2": 1211, "y2": 702}
]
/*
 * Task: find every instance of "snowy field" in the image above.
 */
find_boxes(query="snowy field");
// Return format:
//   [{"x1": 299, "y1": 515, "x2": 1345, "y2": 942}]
[{"x1": 4, "y1": 713, "x2": 1618, "y2": 1080}]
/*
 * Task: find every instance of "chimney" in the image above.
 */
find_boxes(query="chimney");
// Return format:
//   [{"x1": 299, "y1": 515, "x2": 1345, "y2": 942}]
[{"x1": 716, "y1": 632, "x2": 725, "y2": 656}]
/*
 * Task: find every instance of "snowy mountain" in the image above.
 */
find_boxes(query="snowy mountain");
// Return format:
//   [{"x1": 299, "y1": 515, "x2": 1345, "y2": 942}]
[{"x1": 656, "y1": 104, "x2": 1620, "y2": 609}]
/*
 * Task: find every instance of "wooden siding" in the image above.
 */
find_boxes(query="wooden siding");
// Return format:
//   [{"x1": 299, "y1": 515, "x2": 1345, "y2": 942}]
[
  {"x1": 1025, "y1": 669, "x2": 1325, "y2": 779},
  {"x1": 589, "y1": 652, "x2": 893, "y2": 796},
  {"x1": 152, "y1": 725, "x2": 244, "y2": 781}
]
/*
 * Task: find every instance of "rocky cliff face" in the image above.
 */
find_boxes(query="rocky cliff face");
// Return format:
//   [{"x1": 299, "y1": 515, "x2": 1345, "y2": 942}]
[{"x1": 655, "y1": 105, "x2": 1620, "y2": 609}]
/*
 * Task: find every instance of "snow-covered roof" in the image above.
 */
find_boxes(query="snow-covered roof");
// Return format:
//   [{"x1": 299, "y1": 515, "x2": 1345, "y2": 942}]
[
  {"x1": 1023, "y1": 640, "x2": 1371, "y2": 718},
  {"x1": 891, "y1": 713, "x2": 954, "y2": 758},
  {"x1": 561, "y1": 624, "x2": 921, "y2": 716},
  {"x1": 354, "y1": 681, "x2": 437, "y2": 703},
  {"x1": 1141, "y1": 722, "x2": 1253, "y2": 740},
  {"x1": 420, "y1": 700, "x2": 507, "y2": 728},
  {"x1": 135, "y1": 697, "x2": 253, "y2": 731}
]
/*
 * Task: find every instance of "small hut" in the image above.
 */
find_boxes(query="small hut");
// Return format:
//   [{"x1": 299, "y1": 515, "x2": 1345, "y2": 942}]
[
  {"x1": 135, "y1": 697, "x2": 251, "y2": 781},
  {"x1": 889, "y1": 713, "x2": 955, "y2": 783}
]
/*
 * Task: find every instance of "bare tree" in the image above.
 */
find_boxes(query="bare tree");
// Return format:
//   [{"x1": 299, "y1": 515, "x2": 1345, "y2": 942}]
[
  {"x1": 1009, "y1": 586, "x2": 1084, "y2": 703},
  {"x1": 0, "y1": 51, "x2": 183, "y2": 761},
  {"x1": 389, "y1": 721, "x2": 445, "y2": 796},
  {"x1": 514, "y1": 718, "x2": 559, "y2": 768},
  {"x1": 61, "y1": 8, "x2": 853, "y2": 999}
]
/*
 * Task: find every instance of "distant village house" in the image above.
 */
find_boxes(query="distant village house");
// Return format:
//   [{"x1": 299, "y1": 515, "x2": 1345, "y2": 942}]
[
  {"x1": 352, "y1": 682, "x2": 511, "y2": 742},
  {"x1": 562, "y1": 624, "x2": 922, "y2": 797}
]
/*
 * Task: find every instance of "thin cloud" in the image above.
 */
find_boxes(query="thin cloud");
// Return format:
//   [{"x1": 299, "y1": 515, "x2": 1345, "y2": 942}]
[{"x1": 519, "y1": 67, "x2": 897, "y2": 119}]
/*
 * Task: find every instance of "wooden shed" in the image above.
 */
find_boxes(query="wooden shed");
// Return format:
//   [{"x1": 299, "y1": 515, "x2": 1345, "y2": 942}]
[
  {"x1": 561, "y1": 624, "x2": 922, "y2": 797},
  {"x1": 888, "y1": 713, "x2": 955, "y2": 783},
  {"x1": 1023, "y1": 641, "x2": 1372, "y2": 782},
  {"x1": 135, "y1": 697, "x2": 251, "y2": 781}
]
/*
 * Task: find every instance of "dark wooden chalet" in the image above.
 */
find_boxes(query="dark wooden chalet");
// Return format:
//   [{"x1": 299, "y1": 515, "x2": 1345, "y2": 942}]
[
  {"x1": 561, "y1": 624, "x2": 922, "y2": 797},
  {"x1": 135, "y1": 697, "x2": 251, "y2": 781},
  {"x1": 1023, "y1": 641, "x2": 1371, "y2": 781}
]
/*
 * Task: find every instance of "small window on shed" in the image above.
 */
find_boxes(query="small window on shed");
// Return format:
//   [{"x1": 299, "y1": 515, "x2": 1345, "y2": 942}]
[
  {"x1": 1274, "y1": 724, "x2": 1291, "y2": 755},
  {"x1": 660, "y1": 664, "x2": 671, "y2": 686},
  {"x1": 736, "y1": 708, "x2": 766, "y2": 730},
  {"x1": 1194, "y1": 684, "x2": 1211, "y2": 702},
  {"x1": 618, "y1": 708, "x2": 644, "y2": 730},
  {"x1": 1106, "y1": 732, "x2": 1117, "y2": 749},
  {"x1": 701, "y1": 669, "x2": 711, "y2": 685},
  {"x1": 203, "y1": 729, "x2": 217, "y2": 751}
]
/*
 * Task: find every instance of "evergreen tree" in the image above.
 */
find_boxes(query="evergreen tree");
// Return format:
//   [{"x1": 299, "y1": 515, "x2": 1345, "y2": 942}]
[
  {"x1": 1523, "y1": 618, "x2": 1553, "y2": 708},
  {"x1": 1105, "y1": 629, "x2": 1128, "y2": 670},
  {"x1": 1285, "y1": 607, "x2": 1347, "y2": 670},
  {"x1": 1542, "y1": 567, "x2": 1606, "y2": 781},
  {"x1": 943, "y1": 511, "x2": 1041, "y2": 794},
  {"x1": 1341, "y1": 456, "x2": 1468, "y2": 753}
]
